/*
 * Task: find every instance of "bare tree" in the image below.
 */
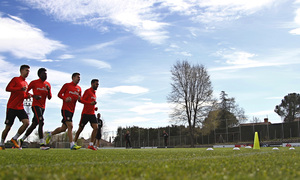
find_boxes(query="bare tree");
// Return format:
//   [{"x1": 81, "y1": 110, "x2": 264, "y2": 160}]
[{"x1": 167, "y1": 61, "x2": 213, "y2": 147}]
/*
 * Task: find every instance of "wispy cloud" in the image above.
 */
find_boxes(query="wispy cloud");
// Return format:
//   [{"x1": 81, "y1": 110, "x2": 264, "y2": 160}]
[
  {"x1": 0, "y1": 14, "x2": 65, "y2": 59},
  {"x1": 190, "y1": 0, "x2": 277, "y2": 23},
  {"x1": 177, "y1": 51, "x2": 192, "y2": 57},
  {"x1": 123, "y1": 75, "x2": 145, "y2": 83},
  {"x1": 210, "y1": 48, "x2": 300, "y2": 71},
  {"x1": 129, "y1": 102, "x2": 171, "y2": 115},
  {"x1": 23, "y1": 0, "x2": 279, "y2": 45},
  {"x1": 39, "y1": 59, "x2": 60, "y2": 62},
  {"x1": 113, "y1": 117, "x2": 150, "y2": 124},
  {"x1": 58, "y1": 54, "x2": 74, "y2": 59},
  {"x1": 100, "y1": 86, "x2": 149, "y2": 96},
  {"x1": 289, "y1": 6, "x2": 300, "y2": 35},
  {"x1": 24, "y1": 0, "x2": 170, "y2": 44},
  {"x1": 83, "y1": 59, "x2": 111, "y2": 69},
  {"x1": 77, "y1": 40, "x2": 119, "y2": 53},
  {"x1": 248, "y1": 110, "x2": 274, "y2": 116},
  {"x1": 0, "y1": 58, "x2": 19, "y2": 84}
]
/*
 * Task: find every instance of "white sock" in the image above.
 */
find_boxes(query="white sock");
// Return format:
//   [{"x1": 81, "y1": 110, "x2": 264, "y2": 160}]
[
  {"x1": 0, "y1": 139, "x2": 4, "y2": 145},
  {"x1": 13, "y1": 133, "x2": 20, "y2": 140},
  {"x1": 89, "y1": 142, "x2": 93, "y2": 146},
  {"x1": 40, "y1": 139, "x2": 44, "y2": 144},
  {"x1": 70, "y1": 142, "x2": 74, "y2": 147},
  {"x1": 21, "y1": 135, "x2": 27, "y2": 141}
]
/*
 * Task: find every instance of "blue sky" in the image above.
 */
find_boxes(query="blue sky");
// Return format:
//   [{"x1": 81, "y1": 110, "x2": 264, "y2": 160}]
[{"x1": 0, "y1": 0, "x2": 300, "y2": 141}]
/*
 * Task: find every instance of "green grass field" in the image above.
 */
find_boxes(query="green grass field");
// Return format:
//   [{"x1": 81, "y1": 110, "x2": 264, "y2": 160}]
[{"x1": 0, "y1": 147, "x2": 299, "y2": 180}]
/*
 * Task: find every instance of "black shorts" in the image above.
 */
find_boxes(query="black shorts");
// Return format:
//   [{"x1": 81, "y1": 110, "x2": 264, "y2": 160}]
[
  {"x1": 61, "y1": 110, "x2": 73, "y2": 125},
  {"x1": 79, "y1": 114, "x2": 97, "y2": 127},
  {"x1": 5, "y1": 108, "x2": 28, "y2": 126},
  {"x1": 32, "y1": 106, "x2": 45, "y2": 124},
  {"x1": 96, "y1": 129, "x2": 101, "y2": 140}
]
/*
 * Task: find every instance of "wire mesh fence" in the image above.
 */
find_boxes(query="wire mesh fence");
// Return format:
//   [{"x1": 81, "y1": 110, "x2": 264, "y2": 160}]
[{"x1": 113, "y1": 120, "x2": 300, "y2": 147}]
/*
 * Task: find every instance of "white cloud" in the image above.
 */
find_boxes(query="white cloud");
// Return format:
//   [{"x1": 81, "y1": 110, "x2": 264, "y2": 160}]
[
  {"x1": 248, "y1": 110, "x2": 274, "y2": 116},
  {"x1": 40, "y1": 59, "x2": 60, "y2": 62},
  {"x1": 223, "y1": 51, "x2": 257, "y2": 65},
  {"x1": 24, "y1": 0, "x2": 170, "y2": 44},
  {"x1": 100, "y1": 86, "x2": 149, "y2": 96},
  {"x1": 289, "y1": 8, "x2": 300, "y2": 35},
  {"x1": 123, "y1": 75, "x2": 145, "y2": 83},
  {"x1": 178, "y1": 51, "x2": 192, "y2": 57},
  {"x1": 289, "y1": 28, "x2": 300, "y2": 34},
  {"x1": 77, "y1": 40, "x2": 119, "y2": 53},
  {"x1": 58, "y1": 54, "x2": 74, "y2": 59},
  {"x1": 0, "y1": 58, "x2": 19, "y2": 101},
  {"x1": 129, "y1": 102, "x2": 171, "y2": 115},
  {"x1": 113, "y1": 116, "x2": 150, "y2": 124},
  {"x1": 22, "y1": 0, "x2": 279, "y2": 44},
  {"x1": 83, "y1": 59, "x2": 111, "y2": 69},
  {"x1": 210, "y1": 48, "x2": 300, "y2": 71},
  {"x1": 46, "y1": 69, "x2": 72, "y2": 85},
  {"x1": 170, "y1": 44, "x2": 179, "y2": 48},
  {"x1": 0, "y1": 14, "x2": 65, "y2": 59},
  {"x1": 191, "y1": 0, "x2": 277, "y2": 23}
]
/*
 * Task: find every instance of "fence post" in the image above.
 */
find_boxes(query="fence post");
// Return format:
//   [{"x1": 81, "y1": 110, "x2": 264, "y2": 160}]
[
  {"x1": 180, "y1": 127, "x2": 182, "y2": 146},
  {"x1": 169, "y1": 126, "x2": 170, "y2": 146},
  {"x1": 282, "y1": 123, "x2": 284, "y2": 139},
  {"x1": 239, "y1": 125, "x2": 241, "y2": 142},
  {"x1": 214, "y1": 123, "x2": 216, "y2": 144},
  {"x1": 139, "y1": 128, "x2": 140, "y2": 147},
  {"x1": 158, "y1": 127, "x2": 160, "y2": 147},
  {"x1": 226, "y1": 119, "x2": 228, "y2": 142},
  {"x1": 120, "y1": 129, "x2": 122, "y2": 147},
  {"x1": 267, "y1": 122, "x2": 270, "y2": 140}
]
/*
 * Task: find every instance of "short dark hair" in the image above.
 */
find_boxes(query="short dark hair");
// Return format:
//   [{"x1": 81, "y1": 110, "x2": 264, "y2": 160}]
[
  {"x1": 37, "y1": 68, "x2": 47, "y2": 77},
  {"x1": 91, "y1": 79, "x2": 99, "y2": 84},
  {"x1": 20, "y1": 65, "x2": 30, "y2": 71},
  {"x1": 72, "y1": 72, "x2": 80, "y2": 79}
]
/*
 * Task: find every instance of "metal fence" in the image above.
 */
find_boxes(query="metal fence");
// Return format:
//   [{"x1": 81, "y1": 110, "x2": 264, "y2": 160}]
[{"x1": 114, "y1": 121, "x2": 300, "y2": 147}]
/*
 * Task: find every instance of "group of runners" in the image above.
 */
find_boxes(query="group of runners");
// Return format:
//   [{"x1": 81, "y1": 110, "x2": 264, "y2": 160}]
[{"x1": 0, "y1": 64, "x2": 103, "y2": 151}]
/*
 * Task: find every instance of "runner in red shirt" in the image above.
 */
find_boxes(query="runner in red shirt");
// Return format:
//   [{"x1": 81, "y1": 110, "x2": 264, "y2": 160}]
[
  {"x1": 0, "y1": 65, "x2": 31, "y2": 150},
  {"x1": 19, "y1": 68, "x2": 52, "y2": 150},
  {"x1": 45, "y1": 73, "x2": 82, "y2": 150},
  {"x1": 74, "y1": 79, "x2": 99, "y2": 150}
]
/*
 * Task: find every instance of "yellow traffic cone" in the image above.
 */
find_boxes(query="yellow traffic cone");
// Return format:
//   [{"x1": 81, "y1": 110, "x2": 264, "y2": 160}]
[{"x1": 253, "y1": 132, "x2": 260, "y2": 150}]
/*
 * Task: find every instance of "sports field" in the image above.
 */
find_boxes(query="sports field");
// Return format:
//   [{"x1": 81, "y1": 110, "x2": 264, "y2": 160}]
[{"x1": 0, "y1": 147, "x2": 299, "y2": 180}]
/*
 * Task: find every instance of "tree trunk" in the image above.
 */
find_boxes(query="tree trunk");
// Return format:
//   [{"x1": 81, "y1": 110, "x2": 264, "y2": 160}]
[{"x1": 189, "y1": 125, "x2": 195, "y2": 147}]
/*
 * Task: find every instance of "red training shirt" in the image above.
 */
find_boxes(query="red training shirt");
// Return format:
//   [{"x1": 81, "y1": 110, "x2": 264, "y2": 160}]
[
  {"x1": 58, "y1": 82, "x2": 81, "y2": 113},
  {"x1": 80, "y1": 87, "x2": 97, "y2": 115},
  {"x1": 6, "y1": 76, "x2": 30, "y2": 110},
  {"x1": 28, "y1": 79, "x2": 52, "y2": 109}
]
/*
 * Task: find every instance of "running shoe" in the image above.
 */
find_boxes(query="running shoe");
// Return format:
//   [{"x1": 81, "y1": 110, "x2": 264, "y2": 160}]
[
  {"x1": 45, "y1": 132, "x2": 51, "y2": 145},
  {"x1": 0, "y1": 145, "x2": 5, "y2": 150},
  {"x1": 19, "y1": 139, "x2": 24, "y2": 148},
  {"x1": 11, "y1": 138, "x2": 20, "y2": 148},
  {"x1": 70, "y1": 144, "x2": 81, "y2": 150},
  {"x1": 87, "y1": 145, "x2": 97, "y2": 151},
  {"x1": 40, "y1": 144, "x2": 50, "y2": 150}
]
